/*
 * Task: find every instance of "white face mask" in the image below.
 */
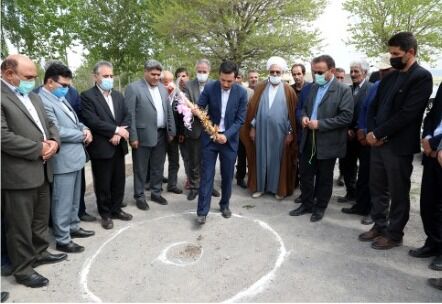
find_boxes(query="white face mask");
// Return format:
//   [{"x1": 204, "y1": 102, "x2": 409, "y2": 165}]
[
  {"x1": 269, "y1": 75, "x2": 281, "y2": 85},
  {"x1": 196, "y1": 73, "x2": 209, "y2": 83}
]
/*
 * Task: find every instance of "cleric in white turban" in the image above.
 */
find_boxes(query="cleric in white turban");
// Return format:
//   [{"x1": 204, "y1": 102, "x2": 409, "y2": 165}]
[{"x1": 240, "y1": 56, "x2": 298, "y2": 199}]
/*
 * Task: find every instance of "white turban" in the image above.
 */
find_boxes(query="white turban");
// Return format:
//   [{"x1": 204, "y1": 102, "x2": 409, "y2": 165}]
[{"x1": 266, "y1": 56, "x2": 288, "y2": 71}]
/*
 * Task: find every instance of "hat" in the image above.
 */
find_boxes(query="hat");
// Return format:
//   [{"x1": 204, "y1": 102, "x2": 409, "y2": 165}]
[
  {"x1": 266, "y1": 56, "x2": 288, "y2": 71},
  {"x1": 374, "y1": 53, "x2": 392, "y2": 70}
]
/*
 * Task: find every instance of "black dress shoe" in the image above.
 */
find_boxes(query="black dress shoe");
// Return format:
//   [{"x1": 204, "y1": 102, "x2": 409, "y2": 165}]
[
  {"x1": 1, "y1": 291, "x2": 9, "y2": 302},
  {"x1": 1, "y1": 263, "x2": 13, "y2": 277},
  {"x1": 120, "y1": 201, "x2": 128, "y2": 208},
  {"x1": 15, "y1": 271, "x2": 48, "y2": 288},
  {"x1": 310, "y1": 210, "x2": 325, "y2": 222},
  {"x1": 111, "y1": 210, "x2": 133, "y2": 221},
  {"x1": 289, "y1": 204, "x2": 312, "y2": 216},
  {"x1": 167, "y1": 187, "x2": 183, "y2": 194},
  {"x1": 187, "y1": 190, "x2": 198, "y2": 201},
  {"x1": 212, "y1": 189, "x2": 220, "y2": 197},
  {"x1": 136, "y1": 198, "x2": 150, "y2": 210},
  {"x1": 56, "y1": 241, "x2": 84, "y2": 253},
  {"x1": 151, "y1": 195, "x2": 168, "y2": 205},
  {"x1": 337, "y1": 194, "x2": 356, "y2": 203},
  {"x1": 430, "y1": 255, "x2": 442, "y2": 271},
  {"x1": 409, "y1": 245, "x2": 438, "y2": 258},
  {"x1": 428, "y1": 278, "x2": 442, "y2": 290},
  {"x1": 101, "y1": 217, "x2": 114, "y2": 229},
  {"x1": 79, "y1": 213, "x2": 96, "y2": 222},
  {"x1": 236, "y1": 179, "x2": 247, "y2": 189},
  {"x1": 196, "y1": 215, "x2": 206, "y2": 225},
  {"x1": 32, "y1": 252, "x2": 67, "y2": 268},
  {"x1": 71, "y1": 228, "x2": 95, "y2": 238},
  {"x1": 294, "y1": 196, "x2": 302, "y2": 204},
  {"x1": 221, "y1": 208, "x2": 232, "y2": 218},
  {"x1": 341, "y1": 207, "x2": 367, "y2": 216},
  {"x1": 162, "y1": 176, "x2": 168, "y2": 183}
]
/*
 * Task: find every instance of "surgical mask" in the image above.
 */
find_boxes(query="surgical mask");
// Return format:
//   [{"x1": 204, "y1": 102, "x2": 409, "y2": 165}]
[
  {"x1": 99, "y1": 78, "x2": 114, "y2": 91},
  {"x1": 269, "y1": 75, "x2": 281, "y2": 85},
  {"x1": 196, "y1": 73, "x2": 208, "y2": 83},
  {"x1": 17, "y1": 79, "x2": 35, "y2": 95},
  {"x1": 390, "y1": 56, "x2": 406, "y2": 70},
  {"x1": 52, "y1": 86, "x2": 69, "y2": 98},
  {"x1": 315, "y1": 74, "x2": 328, "y2": 86}
]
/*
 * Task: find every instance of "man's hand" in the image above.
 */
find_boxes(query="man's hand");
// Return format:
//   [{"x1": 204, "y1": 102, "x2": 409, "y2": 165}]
[
  {"x1": 348, "y1": 129, "x2": 355, "y2": 140},
  {"x1": 130, "y1": 140, "x2": 139, "y2": 149},
  {"x1": 117, "y1": 126, "x2": 129, "y2": 140},
  {"x1": 167, "y1": 82, "x2": 176, "y2": 94},
  {"x1": 438, "y1": 150, "x2": 442, "y2": 167},
  {"x1": 356, "y1": 129, "x2": 367, "y2": 145},
  {"x1": 109, "y1": 134, "x2": 121, "y2": 146},
  {"x1": 42, "y1": 140, "x2": 58, "y2": 160},
  {"x1": 191, "y1": 107, "x2": 199, "y2": 116},
  {"x1": 421, "y1": 138, "x2": 432, "y2": 156},
  {"x1": 308, "y1": 119, "x2": 319, "y2": 130},
  {"x1": 216, "y1": 134, "x2": 227, "y2": 144},
  {"x1": 302, "y1": 117, "x2": 309, "y2": 128},
  {"x1": 366, "y1": 132, "x2": 377, "y2": 146},
  {"x1": 285, "y1": 133, "x2": 294, "y2": 145},
  {"x1": 178, "y1": 135, "x2": 185, "y2": 144},
  {"x1": 83, "y1": 129, "x2": 93, "y2": 145},
  {"x1": 249, "y1": 128, "x2": 256, "y2": 142}
]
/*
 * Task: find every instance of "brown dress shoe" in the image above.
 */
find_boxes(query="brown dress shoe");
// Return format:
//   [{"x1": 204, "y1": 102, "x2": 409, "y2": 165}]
[
  {"x1": 358, "y1": 227, "x2": 382, "y2": 242},
  {"x1": 371, "y1": 236, "x2": 402, "y2": 250}
]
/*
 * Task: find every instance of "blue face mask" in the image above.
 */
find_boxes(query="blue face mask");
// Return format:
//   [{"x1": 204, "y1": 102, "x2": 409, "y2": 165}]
[
  {"x1": 315, "y1": 74, "x2": 328, "y2": 86},
  {"x1": 17, "y1": 79, "x2": 36, "y2": 95},
  {"x1": 52, "y1": 86, "x2": 69, "y2": 98},
  {"x1": 99, "y1": 78, "x2": 114, "y2": 91}
]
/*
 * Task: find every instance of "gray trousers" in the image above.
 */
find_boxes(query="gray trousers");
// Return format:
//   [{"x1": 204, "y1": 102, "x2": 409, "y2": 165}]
[
  {"x1": 133, "y1": 129, "x2": 167, "y2": 199},
  {"x1": 52, "y1": 170, "x2": 81, "y2": 245}
]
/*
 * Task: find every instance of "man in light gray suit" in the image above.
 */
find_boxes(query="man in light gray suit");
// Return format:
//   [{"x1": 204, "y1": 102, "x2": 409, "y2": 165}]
[
  {"x1": 38, "y1": 63, "x2": 95, "y2": 253},
  {"x1": 126, "y1": 60, "x2": 176, "y2": 209}
]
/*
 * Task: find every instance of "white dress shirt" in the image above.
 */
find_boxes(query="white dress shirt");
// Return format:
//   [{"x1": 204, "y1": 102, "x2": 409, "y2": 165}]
[
  {"x1": 3, "y1": 80, "x2": 47, "y2": 140},
  {"x1": 97, "y1": 85, "x2": 115, "y2": 118},
  {"x1": 147, "y1": 83, "x2": 165, "y2": 128},
  {"x1": 219, "y1": 89, "x2": 230, "y2": 132}
]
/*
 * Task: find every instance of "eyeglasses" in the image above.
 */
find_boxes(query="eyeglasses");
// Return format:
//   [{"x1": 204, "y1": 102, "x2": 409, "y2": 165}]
[
  {"x1": 55, "y1": 81, "x2": 70, "y2": 88},
  {"x1": 313, "y1": 70, "x2": 329, "y2": 75}
]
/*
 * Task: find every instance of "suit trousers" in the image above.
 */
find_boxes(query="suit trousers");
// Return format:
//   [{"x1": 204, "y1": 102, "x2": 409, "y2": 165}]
[
  {"x1": 179, "y1": 141, "x2": 190, "y2": 179},
  {"x1": 197, "y1": 141, "x2": 237, "y2": 216},
  {"x1": 91, "y1": 146, "x2": 126, "y2": 218},
  {"x1": 370, "y1": 145, "x2": 413, "y2": 241},
  {"x1": 299, "y1": 132, "x2": 336, "y2": 210},
  {"x1": 341, "y1": 138, "x2": 359, "y2": 196},
  {"x1": 2, "y1": 181, "x2": 50, "y2": 276},
  {"x1": 351, "y1": 145, "x2": 371, "y2": 214},
  {"x1": 184, "y1": 137, "x2": 201, "y2": 190},
  {"x1": 420, "y1": 156, "x2": 442, "y2": 253},
  {"x1": 235, "y1": 139, "x2": 247, "y2": 180},
  {"x1": 133, "y1": 129, "x2": 167, "y2": 199},
  {"x1": 52, "y1": 170, "x2": 82, "y2": 245},
  {"x1": 166, "y1": 137, "x2": 180, "y2": 190},
  {"x1": 77, "y1": 168, "x2": 87, "y2": 216}
]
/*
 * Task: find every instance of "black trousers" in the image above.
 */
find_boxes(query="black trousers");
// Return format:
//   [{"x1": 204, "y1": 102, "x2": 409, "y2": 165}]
[
  {"x1": 91, "y1": 146, "x2": 126, "y2": 218},
  {"x1": 341, "y1": 139, "x2": 359, "y2": 196},
  {"x1": 352, "y1": 145, "x2": 371, "y2": 214},
  {"x1": 420, "y1": 156, "x2": 442, "y2": 253},
  {"x1": 299, "y1": 132, "x2": 336, "y2": 210},
  {"x1": 235, "y1": 139, "x2": 247, "y2": 180},
  {"x1": 2, "y1": 180, "x2": 50, "y2": 276},
  {"x1": 77, "y1": 168, "x2": 87, "y2": 216},
  {"x1": 166, "y1": 137, "x2": 180, "y2": 190},
  {"x1": 184, "y1": 137, "x2": 201, "y2": 190},
  {"x1": 370, "y1": 145, "x2": 413, "y2": 241}
]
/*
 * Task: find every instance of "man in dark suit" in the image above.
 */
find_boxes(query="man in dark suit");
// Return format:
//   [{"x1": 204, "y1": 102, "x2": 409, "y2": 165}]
[
  {"x1": 183, "y1": 59, "x2": 220, "y2": 201},
  {"x1": 194, "y1": 61, "x2": 248, "y2": 224},
  {"x1": 338, "y1": 59, "x2": 373, "y2": 203},
  {"x1": 1, "y1": 54, "x2": 67, "y2": 288},
  {"x1": 126, "y1": 60, "x2": 176, "y2": 209},
  {"x1": 81, "y1": 61, "x2": 133, "y2": 229},
  {"x1": 289, "y1": 55, "x2": 353, "y2": 222},
  {"x1": 360, "y1": 32, "x2": 433, "y2": 249},
  {"x1": 409, "y1": 83, "x2": 442, "y2": 270}
]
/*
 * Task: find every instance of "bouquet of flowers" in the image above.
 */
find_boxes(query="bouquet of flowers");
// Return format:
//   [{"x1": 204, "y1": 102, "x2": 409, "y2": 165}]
[{"x1": 175, "y1": 91, "x2": 219, "y2": 141}]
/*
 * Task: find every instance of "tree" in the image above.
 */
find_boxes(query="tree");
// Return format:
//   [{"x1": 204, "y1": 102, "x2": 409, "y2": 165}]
[
  {"x1": 343, "y1": 0, "x2": 442, "y2": 62},
  {"x1": 152, "y1": 0, "x2": 323, "y2": 70}
]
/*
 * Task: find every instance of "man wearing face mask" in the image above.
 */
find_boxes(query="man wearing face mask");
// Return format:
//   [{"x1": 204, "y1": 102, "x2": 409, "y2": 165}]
[
  {"x1": 38, "y1": 63, "x2": 95, "y2": 252},
  {"x1": 81, "y1": 61, "x2": 133, "y2": 230},
  {"x1": 360, "y1": 32, "x2": 433, "y2": 250},
  {"x1": 241, "y1": 56, "x2": 298, "y2": 200},
  {"x1": 289, "y1": 55, "x2": 353, "y2": 222},
  {"x1": 1, "y1": 54, "x2": 65, "y2": 288},
  {"x1": 183, "y1": 59, "x2": 220, "y2": 201}
]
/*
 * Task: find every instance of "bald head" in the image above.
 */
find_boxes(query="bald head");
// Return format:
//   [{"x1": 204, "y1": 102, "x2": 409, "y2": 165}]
[
  {"x1": 1, "y1": 54, "x2": 37, "y2": 88},
  {"x1": 161, "y1": 70, "x2": 174, "y2": 86}
]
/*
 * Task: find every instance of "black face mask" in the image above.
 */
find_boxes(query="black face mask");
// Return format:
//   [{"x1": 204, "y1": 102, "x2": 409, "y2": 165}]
[{"x1": 390, "y1": 56, "x2": 406, "y2": 70}]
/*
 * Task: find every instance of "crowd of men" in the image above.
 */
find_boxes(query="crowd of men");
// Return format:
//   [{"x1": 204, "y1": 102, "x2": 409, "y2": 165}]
[{"x1": 1, "y1": 31, "x2": 441, "y2": 296}]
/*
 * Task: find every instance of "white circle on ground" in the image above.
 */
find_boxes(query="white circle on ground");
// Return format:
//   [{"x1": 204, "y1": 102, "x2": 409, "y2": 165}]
[{"x1": 80, "y1": 212, "x2": 288, "y2": 302}]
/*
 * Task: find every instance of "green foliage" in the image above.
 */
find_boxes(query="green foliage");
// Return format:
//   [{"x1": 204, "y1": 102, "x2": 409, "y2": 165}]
[{"x1": 343, "y1": 0, "x2": 442, "y2": 62}]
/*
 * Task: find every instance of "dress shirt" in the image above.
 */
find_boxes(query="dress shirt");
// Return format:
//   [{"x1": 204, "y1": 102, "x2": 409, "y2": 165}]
[
  {"x1": 2, "y1": 80, "x2": 47, "y2": 140},
  {"x1": 147, "y1": 82, "x2": 165, "y2": 128},
  {"x1": 311, "y1": 76, "x2": 334, "y2": 120},
  {"x1": 97, "y1": 85, "x2": 115, "y2": 118},
  {"x1": 352, "y1": 78, "x2": 366, "y2": 96},
  {"x1": 219, "y1": 88, "x2": 230, "y2": 132}
]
